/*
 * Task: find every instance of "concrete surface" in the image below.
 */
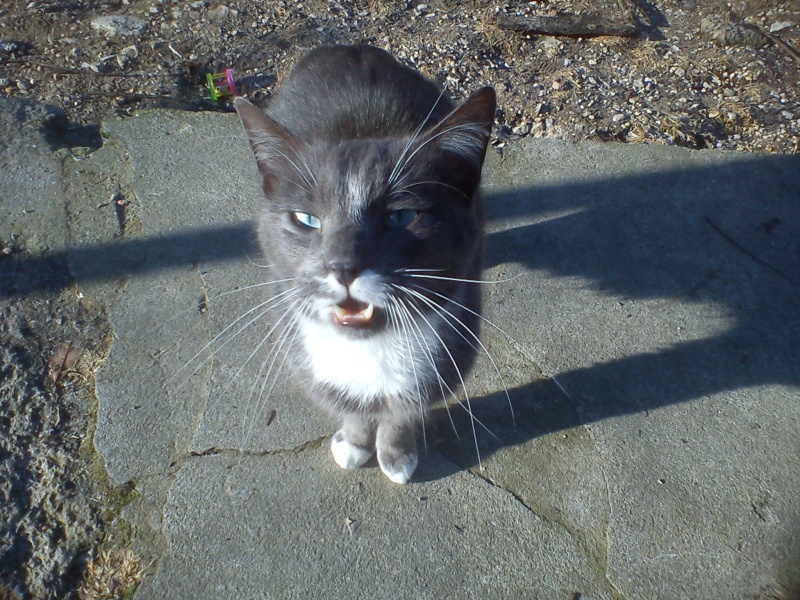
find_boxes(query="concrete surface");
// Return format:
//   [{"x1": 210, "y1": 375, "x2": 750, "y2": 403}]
[{"x1": 2, "y1": 99, "x2": 798, "y2": 599}]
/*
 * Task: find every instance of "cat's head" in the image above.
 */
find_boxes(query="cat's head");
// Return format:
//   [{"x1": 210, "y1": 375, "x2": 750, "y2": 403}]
[{"x1": 235, "y1": 87, "x2": 496, "y2": 337}]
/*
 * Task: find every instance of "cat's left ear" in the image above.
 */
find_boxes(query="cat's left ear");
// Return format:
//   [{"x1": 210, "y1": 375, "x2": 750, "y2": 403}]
[
  {"x1": 413, "y1": 87, "x2": 496, "y2": 200},
  {"x1": 234, "y1": 97, "x2": 305, "y2": 193},
  {"x1": 421, "y1": 86, "x2": 496, "y2": 169}
]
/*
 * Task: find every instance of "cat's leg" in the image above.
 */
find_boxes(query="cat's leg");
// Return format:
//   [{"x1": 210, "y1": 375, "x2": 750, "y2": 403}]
[
  {"x1": 331, "y1": 412, "x2": 375, "y2": 470},
  {"x1": 376, "y1": 412, "x2": 418, "y2": 484}
]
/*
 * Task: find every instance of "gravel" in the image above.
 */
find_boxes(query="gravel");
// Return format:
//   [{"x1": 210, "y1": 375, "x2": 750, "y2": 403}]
[
  {"x1": 0, "y1": 0, "x2": 798, "y2": 598},
  {"x1": 0, "y1": 0, "x2": 798, "y2": 153}
]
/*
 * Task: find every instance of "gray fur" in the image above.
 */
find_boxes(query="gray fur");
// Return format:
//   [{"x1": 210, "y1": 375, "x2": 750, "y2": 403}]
[{"x1": 235, "y1": 45, "x2": 496, "y2": 483}]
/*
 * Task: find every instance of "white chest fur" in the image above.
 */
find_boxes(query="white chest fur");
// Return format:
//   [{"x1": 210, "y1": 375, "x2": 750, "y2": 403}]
[{"x1": 299, "y1": 318, "x2": 436, "y2": 402}]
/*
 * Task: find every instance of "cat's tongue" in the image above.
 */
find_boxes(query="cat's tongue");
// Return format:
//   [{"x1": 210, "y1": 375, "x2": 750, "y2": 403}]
[{"x1": 333, "y1": 298, "x2": 375, "y2": 327}]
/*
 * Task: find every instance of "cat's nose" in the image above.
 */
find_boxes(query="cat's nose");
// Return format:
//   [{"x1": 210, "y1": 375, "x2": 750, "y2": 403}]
[
  {"x1": 326, "y1": 261, "x2": 363, "y2": 287},
  {"x1": 322, "y1": 225, "x2": 367, "y2": 287}
]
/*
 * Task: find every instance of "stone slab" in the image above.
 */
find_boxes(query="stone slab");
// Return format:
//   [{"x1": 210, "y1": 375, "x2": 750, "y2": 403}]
[{"x1": 4, "y1": 101, "x2": 794, "y2": 598}]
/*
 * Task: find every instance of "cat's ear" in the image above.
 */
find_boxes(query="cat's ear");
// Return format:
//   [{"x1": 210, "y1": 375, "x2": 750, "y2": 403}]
[
  {"x1": 412, "y1": 87, "x2": 496, "y2": 199},
  {"x1": 421, "y1": 86, "x2": 496, "y2": 168},
  {"x1": 234, "y1": 97, "x2": 307, "y2": 193}
]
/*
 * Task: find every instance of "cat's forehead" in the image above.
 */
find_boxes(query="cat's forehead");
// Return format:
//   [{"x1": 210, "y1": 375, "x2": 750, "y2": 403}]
[{"x1": 311, "y1": 139, "x2": 403, "y2": 215}]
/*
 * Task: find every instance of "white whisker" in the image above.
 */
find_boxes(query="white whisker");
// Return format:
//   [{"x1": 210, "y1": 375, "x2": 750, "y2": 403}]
[
  {"x1": 385, "y1": 297, "x2": 428, "y2": 450},
  {"x1": 390, "y1": 121, "x2": 490, "y2": 186},
  {"x1": 387, "y1": 84, "x2": 450, "y2": 187},
  {"x1": 393, "y1": 289, "x2": 485, "y2": 470},
  {"x1": 210, "y1": 277, "x2": 297, "y2": 300},
  {"x1": 147, "y1": 277, "x2": 296, "y2": 342},
  {"x1": 400, "y1": 284, "x2": 516, "y2": 429},
  {"x1": 244, "y1": 255, "x2": 275, "y2": 269},
  {"x1": 399, "y1": 272, "x2": 521, "y2": 285},
  {"x1": 166, "y1": 285, "x2": 300, "y2": 389},
  {"x1": 422, "y1": 286, "x2": 528, "y2": 356},
  {"x1": 208, "y1": 292, "x2": 301, "y2": 413},
  {"x1": 395, "y1": 267, "x2": 447, "y2": 274},
  {"x1": 388, "y1": 180, "x2": 470, "y2": 202},
  {"x1": 241, "y1": 298, "x2": 310, "y2": 450},
  {"x1": 255, "y1": 142, "x2": 314, "y2": 192},
  {"x1": 388, "y1": 295, "x2": 460, "y2": 441}
]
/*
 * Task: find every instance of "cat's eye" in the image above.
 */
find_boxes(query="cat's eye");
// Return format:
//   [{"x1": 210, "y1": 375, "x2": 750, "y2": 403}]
[
  {"x1": 291, "y1": 211, "x2": 322, "y2": 230},
  {"x1": 384, "y1": 209, "x2": 418, "y2": 229}
]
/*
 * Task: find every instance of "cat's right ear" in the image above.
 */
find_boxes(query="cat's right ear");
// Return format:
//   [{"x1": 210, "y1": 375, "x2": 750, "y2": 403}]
[{"x1": 234, "y1": 97, "x2": 305, "y2": 193}]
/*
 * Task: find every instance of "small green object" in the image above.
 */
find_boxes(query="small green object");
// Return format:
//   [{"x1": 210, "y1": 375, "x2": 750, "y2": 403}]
[{"x1": 206, "y1": 68, "x2": 237, "y2": 102}]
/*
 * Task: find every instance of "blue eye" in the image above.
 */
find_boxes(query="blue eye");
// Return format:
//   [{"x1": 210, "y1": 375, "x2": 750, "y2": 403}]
[
  {"x1": 292, "y1": 211, "x2": 322, "y2": 230},
  {"x1": 385, "y1": 209, "x2": 418, "y2": 229}
]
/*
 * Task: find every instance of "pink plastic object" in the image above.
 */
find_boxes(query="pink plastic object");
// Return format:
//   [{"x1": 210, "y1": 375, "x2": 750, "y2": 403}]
[{"x1": 206, "y1": 68, "x2": 237, "y2": 101}]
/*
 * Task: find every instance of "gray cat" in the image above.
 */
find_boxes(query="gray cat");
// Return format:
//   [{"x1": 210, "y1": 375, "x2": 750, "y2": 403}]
[{"x1": 234, "y1": 45, "x2": 495, "y2": 483}]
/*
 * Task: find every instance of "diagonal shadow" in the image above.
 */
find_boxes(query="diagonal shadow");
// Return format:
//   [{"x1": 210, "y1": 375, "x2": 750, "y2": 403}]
[
  {"x1": 0, "y1": 223, "x2": 259, "y2": 300},
  {"x1": 1, "y1": 153, "x2": 797, "y2": 474},
  {"x1": 431, "y1": 152, "x2": 799, "y2": 467}
]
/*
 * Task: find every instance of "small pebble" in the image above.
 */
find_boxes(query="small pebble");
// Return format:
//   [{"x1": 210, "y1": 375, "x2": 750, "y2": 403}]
[
  {"x1": 769, "y1": 21, "x2": 795, "y2": 33},
  {"x1": 512, "y1": 122, "x2": 531, "y2": 135},
  {"x1": 90, "y1": 15, "x2": 148, "y2": 37}
]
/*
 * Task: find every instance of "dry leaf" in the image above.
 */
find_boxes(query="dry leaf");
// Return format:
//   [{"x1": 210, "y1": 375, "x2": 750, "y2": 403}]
[{"x1": 48, "y1": 342, "x2": 84, "y2": 383}]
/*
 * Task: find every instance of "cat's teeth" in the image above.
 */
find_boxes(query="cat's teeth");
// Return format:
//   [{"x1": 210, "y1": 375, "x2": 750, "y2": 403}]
[
  {"x1": 333, "y1": 302, "x2": 375, "y2": 326},
  {"x1": 361, "y1": 303, "x2": 375, "y2": 320}
]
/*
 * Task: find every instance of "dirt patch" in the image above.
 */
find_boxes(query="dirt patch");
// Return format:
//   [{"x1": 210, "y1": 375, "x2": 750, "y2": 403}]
[{"x1": 1, "y1": 0, "x2": 797, "y2": 153}]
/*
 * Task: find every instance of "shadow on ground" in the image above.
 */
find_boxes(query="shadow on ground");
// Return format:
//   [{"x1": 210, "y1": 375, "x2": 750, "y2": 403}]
[
  {"x1": 3, "y1": 153, "x2": 798, "y2": 471},
  {"x1": 433, "y1": 152, "x2": 799, "y2": 468}
]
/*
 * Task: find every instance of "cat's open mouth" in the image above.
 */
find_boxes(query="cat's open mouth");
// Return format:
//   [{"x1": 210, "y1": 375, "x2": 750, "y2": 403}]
[{"x1": 332, "y1": 298, "x2": 375, "y2": 327}]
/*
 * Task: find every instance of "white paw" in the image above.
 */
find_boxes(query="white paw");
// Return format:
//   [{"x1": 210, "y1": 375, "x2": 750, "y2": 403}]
[
  {"x1": 331, "y1": 431, "x2": 373, "y2": 469},
  {"x1": 377, "y1": 453, "x2": 418, "y2": 485}
]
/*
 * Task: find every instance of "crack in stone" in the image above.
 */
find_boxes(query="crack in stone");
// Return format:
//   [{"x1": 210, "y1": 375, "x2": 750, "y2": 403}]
[
  {"x1": 539, "y1": 373, "x2": 629, "y2": 600},
  {"x1": 186, "y1": 435, "x2": 329, "y2": 462},
  {"x1": 468, "y1": 466, "x2": 627, "y2": 599},
  {"x1": 590, "y1": 427, "x2": 628, "y2": 600}
]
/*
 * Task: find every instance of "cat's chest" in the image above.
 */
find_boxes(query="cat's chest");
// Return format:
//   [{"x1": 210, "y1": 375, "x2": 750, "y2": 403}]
[{"x1": 298, "y1": 320, "x2": 435, "y2": 402}]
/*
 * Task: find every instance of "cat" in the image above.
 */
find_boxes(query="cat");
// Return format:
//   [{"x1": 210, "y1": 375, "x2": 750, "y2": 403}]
[{"x1": 234, "y1": 44, "x2": 496, "y2": 484}]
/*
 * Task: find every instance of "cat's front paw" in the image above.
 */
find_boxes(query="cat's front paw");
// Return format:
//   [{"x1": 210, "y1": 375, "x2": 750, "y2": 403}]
[
  {"x1": 331, "y1": 430, "x2": 374, "y2": 469},
  {"x1": 377, "y1": 447, "x2": 418, "y2": 485}
]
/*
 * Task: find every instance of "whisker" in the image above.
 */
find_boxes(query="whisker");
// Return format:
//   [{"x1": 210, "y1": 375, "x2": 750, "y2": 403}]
[
  {"x1": 210, "y1": 277, "x2": 297, "y2": 300},
  {"x1": 166, "y1": 285, "x2": 300, "y2": 389},
  {"x1": 388, "y1": 84, "x2": 450, "y2": 187},
  {"x1": 391, "y1": 287, "x2": 500, "y2": 438},
  {"x1": 394, "y1": 267, "x2": 447, "y2": 274},
  {"x1": 207, "y1": 292, "x2": 301, "y2": 413},
  {"x1": 399, "y1": 272, "x2": 522, "y2": 285},
  {"x1": 295, "y1": 151, "x2": 319, "y2": 187},
  {"x1": 388, "y1": 295, "x2": 460, "y2": 441},
  {"x1": 385, "y1": 297, "x2": 428, "y2": 450},
  {"x1": 257, "y1": 144, "x2": 315, "y2": 192},
  {"x1": 399, "y1": 285, "x2": 516, "y2": 430},
  {"x1": 420, "y1": 286, "x2": 527, "y2": 355},
  {"x1": 242, "y1": 298, "x2": 310, "y2": 451},
  {"x1": 388, "y1": 180, "x2": 470, "y2": 202},
  {"x1": 148, "y1": 277, "x2": 297, "y2": 342},
  {"x1": 244, "y1": 254, "x2": 275, "y2": 269},
  {"x1": 393, "y1": 289, "x2": 486, "y2": 470},
  {"x1": 391, "y1": 121, "x2": 490, "y2": 186}
]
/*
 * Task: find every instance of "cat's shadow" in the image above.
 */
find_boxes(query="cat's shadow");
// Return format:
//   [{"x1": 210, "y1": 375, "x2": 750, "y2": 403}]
[
  {"x1": 427, "y1": 150, "x2": 799, "y2": 472},
  {"x1": 3, "y1": 149, "x2": 797, "y2": 481}
]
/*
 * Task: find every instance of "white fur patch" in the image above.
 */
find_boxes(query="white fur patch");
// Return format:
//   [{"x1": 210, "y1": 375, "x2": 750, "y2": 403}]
[
  {"x1": 331, "y1": 432, "x2": 373, "y2": 469},
  {"x1": 300, "y1": 319, "x2": 433, "y2": 402},
  {"x1": 345, "y1": 169, "x2": 369, "y2": 221},
  {"x1": 377, "y1": 452, "x2": 417, "y2": 485},
  {"x1": 301, "y1": 270, "x2": 440, "y2": 403}
]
